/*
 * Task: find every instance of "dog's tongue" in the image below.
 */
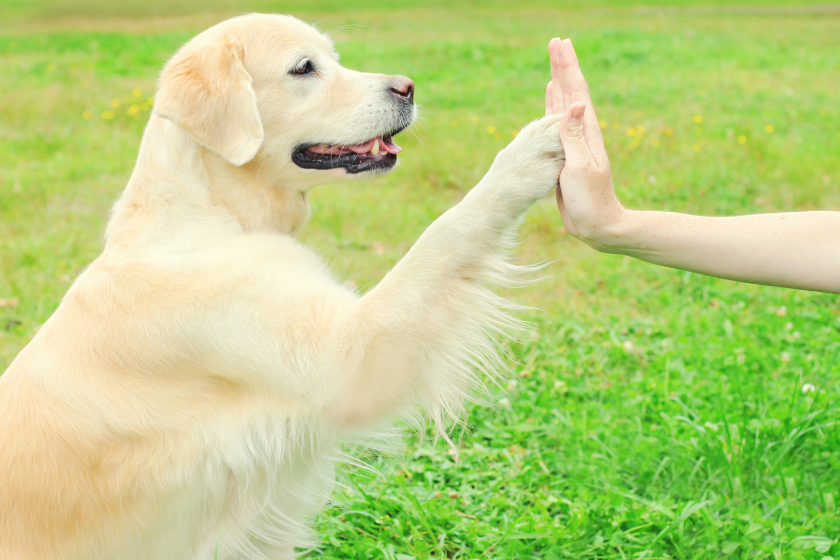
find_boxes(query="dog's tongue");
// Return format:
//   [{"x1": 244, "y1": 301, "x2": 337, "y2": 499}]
[
  {"x1": 348, "y1": 136, "x2": 403, "y2": 155},
  {"x1": 347, "y1": 138, "x2": 377, "y2": 154},
  {"x1": 380, "y1": 136, "x2": 402, "y2": 154},
  {"x1": 307, "y1": 136, "x2": 403, "y2": 156}
]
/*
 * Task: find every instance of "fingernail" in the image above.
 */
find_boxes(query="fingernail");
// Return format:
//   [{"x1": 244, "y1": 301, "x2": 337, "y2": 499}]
[{"x1": 572, "y1": 104, "x2": 585, "y2": 119}]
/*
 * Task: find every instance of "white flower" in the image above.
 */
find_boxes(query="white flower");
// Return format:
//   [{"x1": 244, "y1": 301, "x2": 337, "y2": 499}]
[
  {"x1": 623, "y1": 340, "x2": 633, "y2": 352},
  {"x1": 802, "y1": 383, "x2": 816, "y2": 394},
  {"x1": 781, "y1": 352, "x2": 791, "y2": 363}
]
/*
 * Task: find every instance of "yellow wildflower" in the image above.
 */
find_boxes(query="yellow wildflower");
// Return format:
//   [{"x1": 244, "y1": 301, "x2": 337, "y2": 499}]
[
  {"x1": 470, "y1": 115, "x2": 479, "y2": 124},
  {"x1": 132, "y1": 88, "x2": 142, "y2": 97},
  {"x1": 693, "y1": 115, "x2": 703, "y2": 123},
  {"x1": 738, "y1": 135, "x2": 747, "y2": 144},
  {"x1": 110, "y1": 99, "x2": 120, "y2": 108},
  {"x1": 82, "y1": 110, "x2": 92, "y2": 119},
  {"x1": 486, "y1": 125, "x2": 496, "y2": 134},
  {"x1": 764, "y1": 124, "x2": 774, "y2": 133},
  {"x1": 598, "y1": 119, "x2": 607, "y2": 129},
  {"x1": 692, "y1": 144, "x2": 701, "y2": 152},
  {"x1": 626, "y1": 127, "x2": 636, "y2": 137}
]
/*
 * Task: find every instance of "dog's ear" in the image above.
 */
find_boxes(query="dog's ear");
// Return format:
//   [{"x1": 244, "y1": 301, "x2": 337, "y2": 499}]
[{"x1": 155, "y1": 34, "x2": 263, "y2": 167}]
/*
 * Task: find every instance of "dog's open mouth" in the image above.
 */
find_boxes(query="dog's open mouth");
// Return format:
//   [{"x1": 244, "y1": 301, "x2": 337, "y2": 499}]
[{"x1": 292, "y1": 135, "x2": 402, "y2": 174}]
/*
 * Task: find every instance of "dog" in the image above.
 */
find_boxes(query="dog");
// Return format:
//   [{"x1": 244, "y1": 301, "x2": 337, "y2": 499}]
[{"x1": 0, "y1": 13, "x2": 565, "y2": 559}]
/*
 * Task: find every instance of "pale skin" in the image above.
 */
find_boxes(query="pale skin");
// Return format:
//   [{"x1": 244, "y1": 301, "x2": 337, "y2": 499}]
[{"x1": 546, "y1": 37, "x2": 840, "y2": 294}]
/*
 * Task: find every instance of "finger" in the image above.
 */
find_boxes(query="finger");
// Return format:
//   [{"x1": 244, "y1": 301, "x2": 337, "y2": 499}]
[
  {"x1": 548, "y1": 37, "x2": 566, "y2": 115},
  {"x1": 558, "y1": 102, "x2": 594, "y2": 168},
  {"x1": 559, "y1": 39, "x2": 608, "y2": 168},
  {"x1": 558, "y1": 39, "x2": 587, "y2": 106},
  {"x1": 545, "y1": 81, "x2": 553, "y2": 116}
]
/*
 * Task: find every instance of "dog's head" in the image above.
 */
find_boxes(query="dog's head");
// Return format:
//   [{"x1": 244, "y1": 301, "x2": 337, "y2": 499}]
[{"x1": 154, "y1": 14, "x2": 415, "y2": 187}]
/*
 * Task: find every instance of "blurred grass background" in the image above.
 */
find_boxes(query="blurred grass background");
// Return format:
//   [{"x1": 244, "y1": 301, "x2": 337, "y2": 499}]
[{"x1": 1, "y1": 1, "x2": 839, "y2": 558}]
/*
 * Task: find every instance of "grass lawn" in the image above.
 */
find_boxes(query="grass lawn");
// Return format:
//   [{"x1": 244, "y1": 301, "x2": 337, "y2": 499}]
[{"x1": 1, "y1": 1, "x2": 839, "y2": 558}]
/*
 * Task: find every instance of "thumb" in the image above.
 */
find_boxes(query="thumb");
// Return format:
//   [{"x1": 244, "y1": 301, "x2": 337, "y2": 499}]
[{"x1": 558, "y1": 102, "x2": 593, "y2": 167}]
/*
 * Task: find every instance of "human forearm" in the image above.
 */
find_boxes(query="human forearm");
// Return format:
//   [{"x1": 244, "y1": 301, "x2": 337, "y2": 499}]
[{"x1": 590, "y1": 210, "x2": 840, "y2": 293}]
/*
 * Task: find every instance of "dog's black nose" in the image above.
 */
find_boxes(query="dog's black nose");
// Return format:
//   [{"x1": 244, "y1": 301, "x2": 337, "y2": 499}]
[{"x1": 390, "y1": 76, "x2": 415, "y2": 103}]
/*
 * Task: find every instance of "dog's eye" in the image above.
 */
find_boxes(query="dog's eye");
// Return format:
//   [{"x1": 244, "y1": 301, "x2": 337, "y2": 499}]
[{"x1": 291, "y1": 59, "x2": 315, "y2": 77}]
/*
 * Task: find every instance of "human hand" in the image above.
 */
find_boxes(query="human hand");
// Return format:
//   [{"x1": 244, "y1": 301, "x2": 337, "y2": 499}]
[
  {"x1": 546, "y1": 38, "x2": 624, "y2": 248},
  {"x1": 543, "y1": 40, "x2": 840, "y2": 294}
]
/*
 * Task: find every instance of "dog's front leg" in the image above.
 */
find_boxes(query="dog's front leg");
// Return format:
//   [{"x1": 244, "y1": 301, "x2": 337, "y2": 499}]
[{"x1": 321, "y1": 115, "x2": 565, "y2": 427}]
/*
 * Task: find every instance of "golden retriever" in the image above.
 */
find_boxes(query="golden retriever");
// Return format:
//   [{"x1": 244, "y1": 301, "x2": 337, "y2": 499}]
[{"x1": 0, "y1": 13, "x2": 564, "y2": 559}]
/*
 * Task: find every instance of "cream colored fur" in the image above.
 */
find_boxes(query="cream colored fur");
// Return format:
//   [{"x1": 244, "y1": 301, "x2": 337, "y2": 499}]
[{"x1": 0, "y1": 13, "x2": 565, "y2": 560}]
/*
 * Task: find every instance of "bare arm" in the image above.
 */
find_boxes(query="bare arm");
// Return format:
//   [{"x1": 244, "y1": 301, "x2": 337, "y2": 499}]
[
  {"x1": 546, "y1": 38, "x2": 840, "y2": 294},
  {"x1": 600, "y1": 210, "x2": 840, "y2": 293}
]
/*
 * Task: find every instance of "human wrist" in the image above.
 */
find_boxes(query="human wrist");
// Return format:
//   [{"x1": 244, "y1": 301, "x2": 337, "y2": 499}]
[{"x1": 576, "y1": 202, "x2": 631, "y2": 253}]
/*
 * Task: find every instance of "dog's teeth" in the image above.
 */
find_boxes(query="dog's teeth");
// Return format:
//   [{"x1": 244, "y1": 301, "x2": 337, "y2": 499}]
[{"x1": 371, "y1": 139, "x2": 380, "y2": 155}]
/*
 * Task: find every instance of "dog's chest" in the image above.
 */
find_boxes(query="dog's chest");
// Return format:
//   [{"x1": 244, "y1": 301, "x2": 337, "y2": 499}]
[{"x1": 206, "y1": 419, "x2": 338, "y2": 559}]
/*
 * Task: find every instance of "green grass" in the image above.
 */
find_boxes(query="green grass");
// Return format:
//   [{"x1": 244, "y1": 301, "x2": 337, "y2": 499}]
[{"x1": 1, "y1": 2, "x2": 839, "y2": 558}]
